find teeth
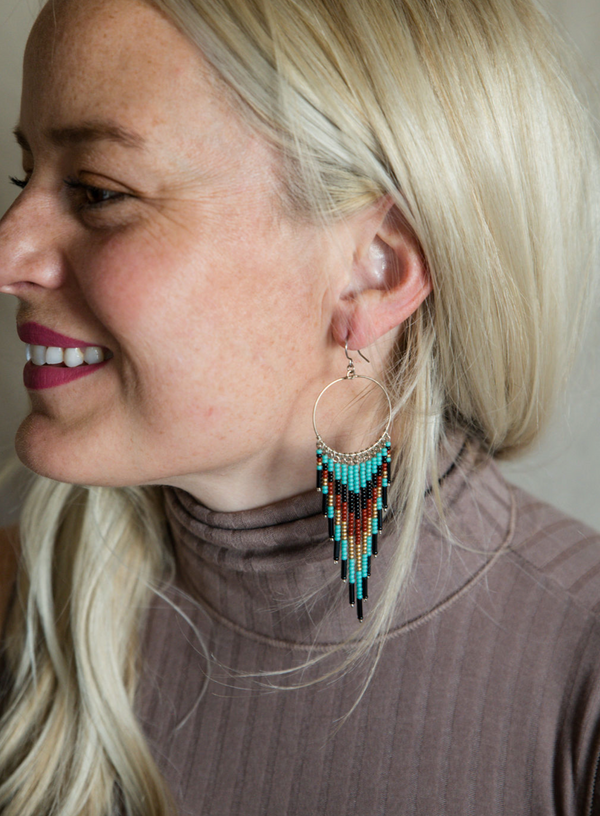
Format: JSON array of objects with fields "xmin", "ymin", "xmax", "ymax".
[
  {"xmin": 64, "ymin": 348, "xmax": 85, "ymax": 368},
  {"xmin": 83, "ymin": 346, "xmax": 104, "ymax": 365},
  {"xmin": 31, "ymin": 345, "xmax": 47, "ymax": 366},
  {"xmin": 27, "ymin": 344, "xmax": 107, "ymax": 367},
  {"xmin": 45, "ymin": 347, "xmax": 64, "ymax": 365}
]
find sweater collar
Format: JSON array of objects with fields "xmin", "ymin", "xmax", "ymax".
[{"xmin": 162, "ymin": 434, "xmax": 514, "ymax": 647}]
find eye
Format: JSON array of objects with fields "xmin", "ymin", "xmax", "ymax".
[
  {"xmin": 64, "ymin": 177, "xmax": 127, "ymax": 209},
  {"xmin": 9, "ymin": 176, "xmax": 28, "ymax": 189}
]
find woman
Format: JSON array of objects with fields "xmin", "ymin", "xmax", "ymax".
[{"xmin": 0, "ymin": 0, "xmax": 599, "ymax": 813}]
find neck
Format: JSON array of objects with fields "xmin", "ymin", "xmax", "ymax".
[{"xmin": 161, "ymin": 438, "xmax": 318, "ymax": 512}]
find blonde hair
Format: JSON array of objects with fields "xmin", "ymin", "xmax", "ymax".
[{"xmin": 1, "ymin": 0, "xmax": 598, "ymax": 813}]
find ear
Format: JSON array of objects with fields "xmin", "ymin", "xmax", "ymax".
[{"xmin": 330, "ymin": 199, "xmax": 431, "ymax": 350}]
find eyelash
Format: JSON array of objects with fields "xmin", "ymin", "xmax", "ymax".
[
  {"xmin": 9, "ymin": 175, "xmax": 126, "ymax": 210},
  {"xmin": 64, "ymin": 177, "xmax": 126, "ymax": 209}
]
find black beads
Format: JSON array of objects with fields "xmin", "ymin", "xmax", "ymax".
[{"xmin": 316, "ymin": 437, "xmax": 391, "ymax": 622}]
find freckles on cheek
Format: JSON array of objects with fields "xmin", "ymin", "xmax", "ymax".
[{"xmin": 83, "ymin": 240, "xmax": 185, "ymax": 336}]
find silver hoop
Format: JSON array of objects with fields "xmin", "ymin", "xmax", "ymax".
[
  {"xmin": 312, "ymin": 373, "xmax": 393, "ymax": 464},
  {"xmin": 313, "ymin": 348, "xmax": 393, "ymax": 621}
]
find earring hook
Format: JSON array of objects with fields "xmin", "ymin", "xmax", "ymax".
[
  {"xmin": 344, "ymin": 341, "xmax": 370, "ymax": 379},
  {"xmin": 344, "ymin": 341, "xmax": 370, "ymax": 364}
]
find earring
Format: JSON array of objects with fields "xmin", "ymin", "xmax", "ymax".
[{"xmin": 313, "ymin": 344, "xmax": 392, "ymax": 622}]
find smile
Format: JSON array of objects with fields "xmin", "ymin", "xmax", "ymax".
[{"xmin": 26, "ymin": 344, "xmax": 113, "ymax": 368}]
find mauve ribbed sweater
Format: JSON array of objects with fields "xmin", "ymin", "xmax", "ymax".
[{"xmin": 136, "ymin": 438, "xmax": 600, "ymax": 815}]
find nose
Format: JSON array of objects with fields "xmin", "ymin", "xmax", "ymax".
[{"xmin": 0, "ymin": 187, "xmax": 67, "ymax": 296}]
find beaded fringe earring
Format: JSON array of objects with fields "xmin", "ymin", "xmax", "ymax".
[{"xmin": 313, "ymin": 345, "xmax": 392, "ymax": 622}]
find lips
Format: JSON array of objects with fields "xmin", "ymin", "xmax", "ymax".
[
  {"xmin": 23, "ymin": 360, "xmax": 109, "ymax": 390},
  {"xmin": 17, "ymin": 321, "xmax": 110, "ymax": 350},
  {"xmin": 17, "ymin": 321, "xmax": 112, "ymax": 391}
]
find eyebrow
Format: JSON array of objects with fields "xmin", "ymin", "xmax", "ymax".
[{"xmin": 13, "ymin": 121, "xmax": 146, "ymax": 151}]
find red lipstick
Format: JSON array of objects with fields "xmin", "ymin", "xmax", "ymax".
[
  {"xmin": 17, "ymin": 321, "xmax": 112, "ymax": 391},
  {"xmin": 23, "ymin": 360, "xmax": 108, "ymax": 390},
  {"xmin": 17, "ymin": 321, "xmax": 109, "ymax": 349}
]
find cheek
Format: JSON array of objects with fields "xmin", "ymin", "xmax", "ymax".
[
  {"xmin": 78, "ymin": 226, "xmax": 325, "ymax": 372},
  {"xmin": 75, "ymin": 234, "xmax": 188, "ymax": 339},
  {"xmin": 34, "ymin": 222, "xmax": 333, "ymax": 477}
]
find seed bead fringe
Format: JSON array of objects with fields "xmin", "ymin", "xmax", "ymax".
[{"xmin": 316, "ymin": 433, "xmax": 391, "ymax": 621}]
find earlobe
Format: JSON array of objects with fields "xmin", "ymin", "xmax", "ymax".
[{"xmin": 331, "ymin": 205, "xmax": 431, "ymax": 350}]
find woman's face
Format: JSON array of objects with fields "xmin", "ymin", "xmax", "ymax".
[{"xmin": 0, "ymin": 0, "xmax": 349, "ymax": 508}]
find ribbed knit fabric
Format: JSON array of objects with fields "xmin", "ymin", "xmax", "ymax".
[{"xmin": 136, "ymin": 439, "xmax": 600, "ymax": 815}]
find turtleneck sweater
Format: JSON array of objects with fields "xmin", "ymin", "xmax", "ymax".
[{"xmin": 136, "ymin": 438, "xmax": 600, "ymax": 815}]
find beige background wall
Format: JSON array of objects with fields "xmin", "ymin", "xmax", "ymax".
[{"xmin": 0, "ymin": 0, "xmax": 599, "ymax": 527}]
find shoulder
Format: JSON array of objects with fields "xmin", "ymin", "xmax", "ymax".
[
  {"xmin": 0, "ymin": 525, "xmax": 19, "ymax": 633},
  {"xmin": 439, "ymin": 462, "xmax": 600, "ymax": 809},
  {"xmin": 449, "ymin": 441, "xmax": 600, "ymax": 617},
  {"xmin": 440, "ymin": 448, "xmax": 600, "ymax": 680},
  {"xmin": 507, "ymin": 483, "xmax": 600, "ymax": 616},
  {"xmin": 501, "ymin": 487, "xmax": 600, "ymax": 811}
]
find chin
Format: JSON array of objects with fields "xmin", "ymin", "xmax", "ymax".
[{"xmin": 15, "ymin": 413, "xmax": 113, "ymax": 487}]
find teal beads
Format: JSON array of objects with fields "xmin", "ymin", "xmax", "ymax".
[{"xmin": 316, "ymin": 434, "xmax": 391, "ymax": 621}]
